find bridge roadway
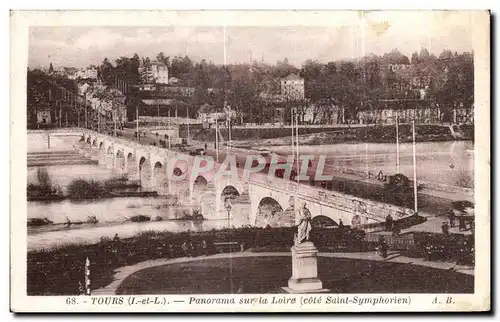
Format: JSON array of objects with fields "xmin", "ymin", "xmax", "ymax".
[{"xmin": 70, "ymin": 128, "xmax": 419, "ymax": 228}]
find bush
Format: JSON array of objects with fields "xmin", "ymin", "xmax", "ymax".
[
  {"xmin": 129, "ymin": 215, "xmax": 151, "ymax": 222},
  {"xmin": 67, "ymin": 179, "xmax": 108, "ymax": 199}
]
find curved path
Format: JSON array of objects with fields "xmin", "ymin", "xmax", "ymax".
[{"xmin": 92, "ymin": 250, "xmax": 474, "ymax": 295}]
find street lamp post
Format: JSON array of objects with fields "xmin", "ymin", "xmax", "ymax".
[{"xmin": 225, "ymin": 201, "xmax": 232, "ymax": 229}]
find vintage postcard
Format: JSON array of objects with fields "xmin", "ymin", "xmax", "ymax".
[{"xmin": 10, "ymin": 10, "xmax": 490, "ymax": 312}]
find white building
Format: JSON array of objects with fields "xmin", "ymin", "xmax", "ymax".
[
  {"xmin": 139, "ymin": 61, "xmax": 169, "ymax": 84},
  {"xmin": 280, "ymin": 73, "xmax": 305, "ymax": 100}
]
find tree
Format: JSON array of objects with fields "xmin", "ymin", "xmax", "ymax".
[
  {"xmin": 48, "ymin": 62, "xmax": 54, "ymax": 74},
  {"xmin": 411, "ymin": 52, "xmax": 420, "ymax": 65},
  {"xmin": 99, "ymin": 58, "xmax": 115, "ymax": 86},
  {"xmin": 156, "ymin": 52, "xmax": 170, "ymax": 69}
]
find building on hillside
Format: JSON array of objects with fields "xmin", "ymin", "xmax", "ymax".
[
  {"xmin": 36, "ymin": 109, "xmax": 52, "ymax": 125},
  {"xmin": 169, "ymin": 77, "xmax": 180, "ymax": 84},
  {"xmin": 280, "ymin": 73, "xmax": 305, "ymax": 100},
  {"xmin": 158, "ymin": 85, "xmax": 195, "ymax": 98},
  {"xmin": 139, "ymin": 61, "xmax": 169, "ymax": 84},
  {"xmin": 78, "ymin": 82, "xmax": 91, "ymax": 96},
  {"xmin": 77, "ymin": 67, "xmax": 98, "ymax": 80},
  {"xmin": 356, "ymin": 102, "xmax": 444, "ymax": 125},
  {"xmin": 388, "ymin": 64, "xmax": 411, "ymax": 72},
  {"xmin": 454, "ymin": 103, "xmax": 474, "ymax": 124},
  {"xmin": 135, "ymin": 98, "xmax": 189, "ymax": 120}
]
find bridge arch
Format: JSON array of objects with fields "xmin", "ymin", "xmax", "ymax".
[
  {"xmin": 192, "ymin": 175, "xmax": 216, "ymax": 218},
  {"xmin": 153, "ymin": 161, "xmax": 167, "ymax": 193},
  {"xmin": 139, "ymin": 156, "xmax": 152, "ymax": 187},
  {"xmin": 221, "ymin": 185, "xmax": 240, "ymax": 203},
  {"xmin": 126, "ymin": 152, "xmax": 136, "ymax": 176},
  {"xmin": 105, "ymin": 145, "xmax": 115, "ymax": 168},
  {"xmin": 255, "ymin": 197, "xmax": 285, "ymax": 228},
  {"xmin": 311, "ymin": 215, "xmax": 338, "ymax": 228},
  {"xmin": 115, "ymin": 149, "xmax": 125, "ymax": 172}
]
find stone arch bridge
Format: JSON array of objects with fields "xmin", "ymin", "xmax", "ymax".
[{"xmin": 79, "ymin": 129, "xmax": 414, "ymax": 227}]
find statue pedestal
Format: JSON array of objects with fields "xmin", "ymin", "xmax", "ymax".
[{"xmin": 282, "ymin": 242, "xmax": 329, "ymax": 293}]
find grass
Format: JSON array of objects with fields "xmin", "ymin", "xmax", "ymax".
[{"xmin": 115, "ymin": 256, "xmax": 474, "ymax": 295}]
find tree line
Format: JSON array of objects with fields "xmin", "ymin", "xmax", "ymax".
[{"xmin": 27, "ymin": 47, "xmax": 474, "ymax": 127}]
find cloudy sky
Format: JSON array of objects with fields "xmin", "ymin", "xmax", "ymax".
[{"xmin": 28, "ymin": 11, "xmax": 476, "ymax": 69}]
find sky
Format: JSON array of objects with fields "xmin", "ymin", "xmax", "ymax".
[{"xmin": 28, "ymin": 11, "xmax": 476, "ymax": 69}]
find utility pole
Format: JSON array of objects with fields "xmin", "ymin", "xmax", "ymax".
[
  {"xmin": 168, "ymin": 109, "xmax": 171, "ymax": 150},
  {"xmin": 215, "ymin": 119, "xmax": 219, "ymax": 163},
  {"xmin": 295, "ymin": 108, "xmax": 299, "ymax": 183},
  {"xmin": 228, "ymin": 104, "xmax": 232, "ymax": 149},
  {"xmin": 85, "ymin": 101, "xmax": 88, "ymax": 128},
  {"xmin": 291, "ymin": 104, "xmax": 294, "ymax": 167},
  {"xmin": 136, "ymin": 105, "xmax": 139, "ymax": 142},
  {"xmin": 97, "ymin": 102, "xmax": 101, "ymax": 133},
  {"xmin": 412, "ymin": 119, "xmax": 418, "ymax": 213},
  {"xmin": 396, "ymin": 109, "xmax": 400, "ymax": 173},
  {"xmin": 187, "ymin": 106, "xmax": 190, "ymax": 145}
]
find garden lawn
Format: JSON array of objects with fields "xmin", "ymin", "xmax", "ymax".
[{"xmin": 116, "ymin": 256, "xmax": 473, "ymax": 295}]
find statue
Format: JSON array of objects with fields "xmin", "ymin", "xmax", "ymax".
[{"xmin": 295, "ymin": 201, "xmax": 312, "ymax": 246}]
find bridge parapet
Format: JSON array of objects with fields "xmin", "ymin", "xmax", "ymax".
[
  {"xmin": 249, "ymin": 174, "xmax": 415, "ymax": 224},
  {"xmin": 82, "ymin": 129, "xmax": 178, "ymax": 159}
]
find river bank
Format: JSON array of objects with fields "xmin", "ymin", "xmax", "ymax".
[
  {"xmin": 233, "ymin": 124, "xmax": 473, "ymax": 147},
  {"xmin": 190, "ymin": 124, "xmax": 473, "ymax": 146}
]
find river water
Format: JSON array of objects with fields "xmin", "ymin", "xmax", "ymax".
[
  {"xmin": 27, "ymin": 133, "xmax": 473, "ymax": 250},
  {"xmin": 269, "ymin": 141, "xmax": 474, "ymax": 188}
]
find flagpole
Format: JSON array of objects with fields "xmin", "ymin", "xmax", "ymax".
[
  {"xmin": 396, "ymin": 109, "xmax": 400, "ymax": 173},
  {"xmin": 412, "ymin": 119, "xmax": 418, "ymax": 213}
]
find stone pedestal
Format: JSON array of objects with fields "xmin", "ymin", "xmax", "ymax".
[{"xmin": 282, "ymin": 242, "xmax": 329, "ymax": 293}]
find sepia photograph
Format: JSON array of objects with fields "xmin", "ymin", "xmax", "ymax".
[{"xmin": 10, "ymin": 9, "xmax": 490, "ymax": 312}]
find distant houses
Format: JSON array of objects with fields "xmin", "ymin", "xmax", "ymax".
[{"xmin": 139, "ymin": 60, "xmax": 169, "ymax": 84}]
